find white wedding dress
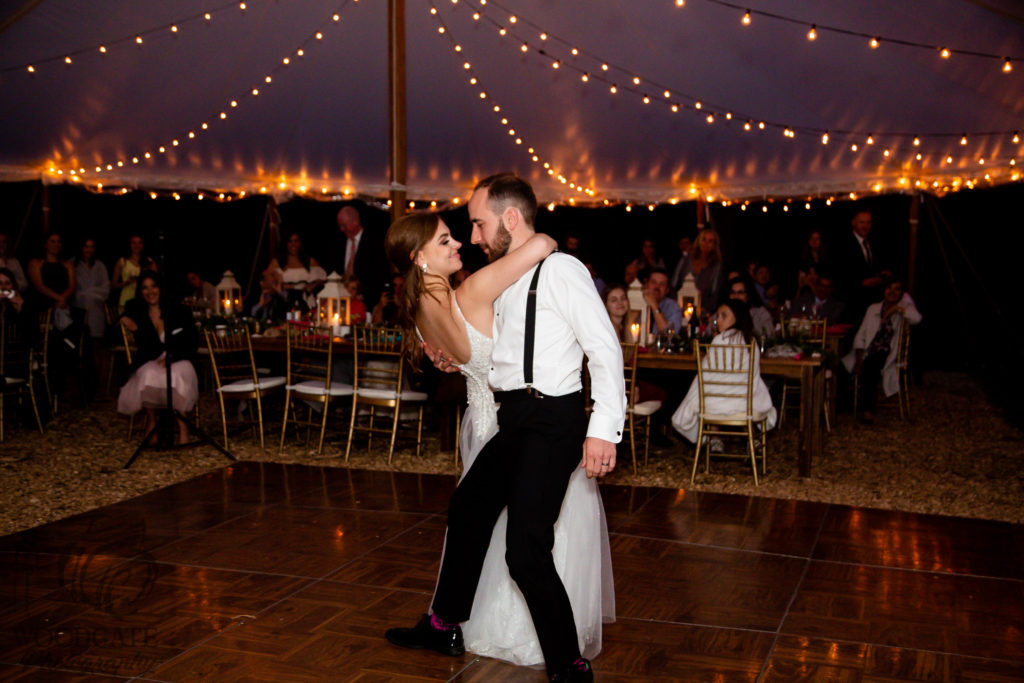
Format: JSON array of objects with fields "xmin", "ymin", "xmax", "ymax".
[{"xmin": 433, "ymin": 300, "xmax": 615, "ymax": 666}]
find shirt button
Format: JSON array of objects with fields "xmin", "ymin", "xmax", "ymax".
[{"xmin": 616, "ymin": 431, "xmax": 621, "ymax": 436}]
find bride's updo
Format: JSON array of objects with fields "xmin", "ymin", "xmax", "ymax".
[{"xmin": 384, "ymin": 212, "xmax": 451, "ymax": 364}]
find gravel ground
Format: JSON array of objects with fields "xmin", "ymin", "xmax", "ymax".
[{"xmin": 1, "ymin": 371, "xmax": 1021, "ymax": 536}]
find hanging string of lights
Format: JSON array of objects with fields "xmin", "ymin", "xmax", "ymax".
[
  {"xmin": 425, "ymin": 0, "xmax": 595, "ymax": 200},
  {"xmin": 457, "ymin": 0, "xmax": 1021, "ymax": 157},
  {"xmin": 43, "ymin": 2, "xmax": 357, "ymax": 186},
  {"xmin": 6, "ymin": 0, "xmax": 260, "ymax": 75},
  {"xmin": 691, "ymin": 0, "xmax": 1022, "ymax": 72}
]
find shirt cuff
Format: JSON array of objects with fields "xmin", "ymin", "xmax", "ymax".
[{"xmin": 587, "ymin": 413, "xmax": 624, "ymax": 444}]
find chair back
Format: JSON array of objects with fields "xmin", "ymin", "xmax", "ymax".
[
  {"xmin": 352, "ymin": 324, "xmax": 405, "ymax": 396},
  {"xmin": 695, "ymin": 340, "xmax": 756, "ymax": 418},
  {"xmin": 204, "ymin": 325, "xmax": 258, "ymax": 389},
  {"xmin": 120, "ymin": 323, "xmax": 135, "ymax": 365},
  {"xmin": 284, "ymin": 322, "xmax": 334, "ymax": 387},
  {"xmin": 1, "ymin": 312, "xmax": 33, "ymax": 381},
  {"xmin": 620, "ymin": 341, "xmax": 639, "ymax": 409},
  {"xmin": 782, "ymin": 317, "xmax": 827, "ymax": 347},
  {"xmin": 896, "ymin": 316, "xmax": 911, "ymax": 368}
]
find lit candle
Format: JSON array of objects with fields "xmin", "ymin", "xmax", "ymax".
[
  {"xmin": 223, "ymin": 298, "xmax": 231, "ymax": 314},
  {"xmin": 629, "ymin": 322, "xmax": 641, "ymax": 343}
]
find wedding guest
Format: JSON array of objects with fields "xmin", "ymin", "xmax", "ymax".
[
  {"xmin": 642, "ymin": 268, "xmax": 682, "ymax": 334},
  {"xmin": 250, "ymin": 268, "xmax": 288, "ymax": 322},
  {"xmin": 0, "ymin": 232, "xmax": 27, "ymax": 291},
  {"xmin": 669, "ymin": 235, "xmax": 693, "ymax": 293},
  {"xmin": 184, "ymin": 270, "xmax": 217, "ymax": 312},
  {"xmin": 117, "ymin": 270, "xmax": 199, "ymax": 444},
  {"xmin": 111, "ymin": 234, "xmax": 155, "ymax": 313},
  {"xmin": 796, "ymin": 229, "xmax": 826, "ymax": 295},
  {"xmin": 671, "ymin": 299, "xmax": 777, "ymax": 442},
  {"xmin": 267, "ymin": 231, "xmax": 326, "ymax": 311},
  {"xmin": 342, "ymin": 275, "xmax": 368, "ymax": 323},
  {"xmin": 603, "ymin": 283, "xmax": 667, "ymax": 407},
  {"xmin": 690, "ymin": 228, "xmax": 725, "ymax": 311},
  {"xmin": 835, "ymin": 207, "xmax": 890, "ymax": 324},
  {"xmin": 630, "ymin": 237, "xmax": 666, "ymax": 281},
  {"xmin": 334, "ymin": 204, "xmax": 388, "ymax": 311},
  {"xmin": 791, "ymin": 273, "xmax": 845, "ymax": 323},
  {"xmin": 842, "ymin": 277, "xmax": 921, "ymax": 424},
  {"xmin": 727, "ymin": 277, "xmax": 774, "ymax": 338},
  {"xmin": 73, "ymin": 238, "xmax": 110, "ymax": 341},
  {"xmin": 371, "ymin": 273, "xmax": 404, "ymax": 326},
  {"xmin": 0, "ymin": 267, "xmax": 30, "ymax": 329}
]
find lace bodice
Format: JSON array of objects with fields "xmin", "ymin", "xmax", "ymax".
[{"xmin": 454, "ymin": 298, "xmax": 497, "ymax": 441}]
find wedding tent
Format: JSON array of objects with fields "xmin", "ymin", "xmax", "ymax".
[{"xmin": 1, "ymin": 0, "xmax": 1022, "ymax": 204}]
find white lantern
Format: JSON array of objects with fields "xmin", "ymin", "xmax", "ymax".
[
  {"xmin": 216, "ymin": 270, "xmax": 242, "ymax": 317},
  {"xmin": 317, "ymin": 271, "xmax": 351, "ymax": 332},
  {"xmin": 627, "ymin": 278, "xmax": 651, "ymax": 345},
  {"xmin": 677, "ymin": 272, "xmax": 701, "ymax": 323}
]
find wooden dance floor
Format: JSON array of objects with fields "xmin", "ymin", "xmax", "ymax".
[{"xmin": 1, "ymin": 462, "xmax": 1022, "ymax": 682}]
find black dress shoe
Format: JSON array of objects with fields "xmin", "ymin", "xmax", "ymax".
[
  {"xmin": 549, "ymin": 657, "xmax": 594, "ymax": 682},
  {"xmin": 385, "ymin": 613, "xmax": 465, "ymax": 656}
]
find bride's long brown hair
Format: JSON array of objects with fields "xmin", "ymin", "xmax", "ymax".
[{"xmin": 384, "ymin": 212, "xmax": 453, "ymax": 366}]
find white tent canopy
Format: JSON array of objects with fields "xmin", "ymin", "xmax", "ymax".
[{"xmin": 1, "ymin": 0, "xmax": 1022, "ymax": 203}]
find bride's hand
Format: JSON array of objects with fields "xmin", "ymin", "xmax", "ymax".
[{"xmin": 422, "ymin": 340, "xmax": 460, "ymax": 373}]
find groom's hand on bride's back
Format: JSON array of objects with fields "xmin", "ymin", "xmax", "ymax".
[
  {"xmin": 582, "ymin": 437, "xmax": 616, "ymax": 478},
  {"xmin": 422, "ymin": 340, "xmax": 460, "ymax": 373}
]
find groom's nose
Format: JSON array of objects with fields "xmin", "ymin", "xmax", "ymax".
[{"xmin": 470, "ymin": 224, "xmax": 482, "ymax": 244}]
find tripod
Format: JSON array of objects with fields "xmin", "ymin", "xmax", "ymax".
[{"xmin": 122, "ymin": 230, "xmax": 235, "ymax": 469}]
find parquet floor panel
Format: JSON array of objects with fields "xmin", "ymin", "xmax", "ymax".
[{"xmin": 1, "ymin": 462, "xmax": 1021, "ymax": 681}]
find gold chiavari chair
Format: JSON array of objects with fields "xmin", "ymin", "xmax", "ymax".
[
  {"xmin": 345, "ymin": 325, "xmax": 428, "ymax": 463},
  {"xmin": 1, "ymin": 311, "xmax": 45, "ymax": 441},
  {"xmin": 279, "ymin": 323, "xmax": 353, "ymax": 455},
  {"xmin": 205, "ymin": 325, "xmax": 285, "ymax": 450},
  {"xmin": 854, "ymin": 318, "xmax": 912, "ymax": 420},
  {"xmin": 692, "ymin": 340, "xmax": 769, "ymax": 486},
  {"xmin": 621, "ymin": 341, "xmax": 661, "ymax": 474}
]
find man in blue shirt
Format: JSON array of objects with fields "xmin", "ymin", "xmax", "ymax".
[{"xmin": 642, "ymin": 268, "xmax": 682, "ymax": 334}]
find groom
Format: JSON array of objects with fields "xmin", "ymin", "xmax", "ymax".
[{"xmin": 385, "ymin": 174, "xmax": 626, "ymax": 682}]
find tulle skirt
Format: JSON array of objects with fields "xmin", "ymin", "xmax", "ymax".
[
  {"xmin": 117, "ymin": 358, "xmax": 199, "ymax": 414},
  {"xmin": 436, "ymin": 403, "xmax": 616, "ymax": 667}
]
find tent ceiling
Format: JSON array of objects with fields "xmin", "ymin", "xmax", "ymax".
[{"xmin": 1, "ymin": 0, "xmax": 1022, "ymax": 203}]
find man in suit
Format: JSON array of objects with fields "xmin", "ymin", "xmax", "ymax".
[
  {"xmin": 336, "ymin": 204, "xmax": 388, "ymax": 311},
  {"xmin": 834, "ymin": 208, "xmax": 889, "ymax": 324},
  {"xmin": 791, "ymin": 273, "xmax": 846, "ymax": 324}
]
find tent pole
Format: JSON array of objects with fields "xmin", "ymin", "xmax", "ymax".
[
  {"xmin": 696, "ymin": 195, "xmax": 705, "ymax": 231},
  {"xmin": 388, "ymin": 0, "xmax": 407, "ymax": 223},
  {"xmin": 907, "ymin": 192, "xmax": 919, "ymax": 296},
  {"xmin": 0, "ymin": 0, "xmax": 45, "ymax": 37}
]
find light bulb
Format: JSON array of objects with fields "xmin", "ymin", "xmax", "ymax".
[
  {"xmin": 940, "ymin": 47, "xmax": 950, "ymax": 59},
  {"xmin": 870, "ymin": 37, "xmax": 879, "ymax": 49},
  {"xmin": 742, "ymin": 11, "xmax": 751, "ymax": 25},
  {"xmin": 807, "ymin": 25, "xmax": 817, "ymax": 41}
]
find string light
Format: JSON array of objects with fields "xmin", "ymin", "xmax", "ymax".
[
  {"xmin": 741, "ymin": 10, "xmax": 751, "ymax": 25},
  {"xmin": 807, "ymin": 25, "xmax": 817, "ymax": 41}
]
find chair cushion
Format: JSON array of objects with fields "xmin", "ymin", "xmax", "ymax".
[
  {"xmin": 2, "ymin": 377, "xmax": 26, "ymax": 386},
  {"xmin": 630, "ymin": 400, "xmax": 662, "ymax": 417},
  {"xmin": 286, "ymin": 380, "xmax": 354, "ymax": 397},
  {"xmin": 218, "ymin": 376, "xmax": 287, "ymax": 393},
  {"xmin": 357, "ymin": 387, "xmax": 428, "ymax": 401}
]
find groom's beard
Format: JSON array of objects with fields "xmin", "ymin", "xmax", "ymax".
[{"xmin": 486, "ymin": 218, "xmax": 512, "ymax": 262}]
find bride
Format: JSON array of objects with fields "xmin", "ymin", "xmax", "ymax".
[{"xmin": 384, "ymin": 212, "xmax": 615, "ymax": 666}]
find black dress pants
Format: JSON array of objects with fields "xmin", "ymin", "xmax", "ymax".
[{"xmin": 431, "ymin": 390, "xmax": 588, "ymax": 672}]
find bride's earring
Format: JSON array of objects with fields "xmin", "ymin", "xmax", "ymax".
[{"xmin": 419, "ymin": 262, "xmax": 428, "ymax": 273}]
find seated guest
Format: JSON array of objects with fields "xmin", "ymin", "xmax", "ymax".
[
  {"xmin": 0, "ymin": 232, "xmax": 27, "ymax": 291},
  {"xmin": 583, "ymin": 257, "xmax": 606, "ymax": 295},
  {"xmin": 671, "ymin": 299, "xmax": 778, "ymax": 442},
  {"xmin": 0, "ymin": 267, "xmax": 30, "ymax": 326},
  {"xmin": 691, "ymin": 228, "xmax": 725, "ymax": 311},
  {"xmin": 562, "ymin": 232, "xmax": 582, "ymax": 259},
  {"xmin": 342, "ymin": 275, "xmax": 368, "ymax": 323},
  {"xmin": 184, "ymin": 270, "xmax": 218, "ymax": 311},
  {"xmin": 643, "ymin": 268, "xmax": 682, "ymax": 334},
  {"xmin": 371, "ymin": 273, "xmax": 404, "ymax": 326},
  {"xmin": 842, "ymin": 277, "xmax": 921, "ymax": 424},
  {"xmin": 751, "ymin": 263, "xmax": 772, "ymax": 310},
  {"xmin": 73, "ymin": 238, "xmax": 110, "ymax": 341},
  {"xmin": 623, "ymin": 261, "xmax": 640, "ymax": 287},
  {"xmin": 117, "ymin": 270, "xmax": 199, "ymax": 444},
  {"xmin": 791, "ymin": 273, "xmax": 845, "ymax": 323},
  {"xmin": 727, "ymin": 277, "xmax": 774, "ymax": 338},
  {"xmin": 267, "ymin": 231, "xmax": 326, "ymax": 311},
  {"xmin": 250, "ymin": 268, "xmax": 288, "ymax": 322},
  {"xmin": 603, "ymin": 282, "xmax": 667, "ymax": 406}
]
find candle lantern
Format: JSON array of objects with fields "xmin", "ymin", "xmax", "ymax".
[
  {"xmin": 626, "ymin": 278, "xmax": 651, "ymax": 345},
  {"xmin": 677, "ymin": 273, "xmax": 701, "ymax": 323},
  {"xmin": 216, "ymin": 270, "xmax": 242, "ymax": 317},
  {"xmin": 317, "ymin": 271, "xmax": 351, "ymax": 331}
]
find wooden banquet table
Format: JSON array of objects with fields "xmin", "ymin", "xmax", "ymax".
[{"xmin": 637, "ymin": 350, "xmax": 826, "ymax": 477}]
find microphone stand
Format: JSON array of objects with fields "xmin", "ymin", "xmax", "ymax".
[{"xmin": 123, "ymin": 229, "xmax": 234, "ymax": 469}]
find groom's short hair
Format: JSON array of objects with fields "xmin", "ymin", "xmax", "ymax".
[{"xmin": 474, "ymin": 173, "xmax": 538, "ymax": 227}]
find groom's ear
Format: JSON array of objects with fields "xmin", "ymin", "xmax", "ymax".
[{"xmin": 502, "ymin": 206, "xmax": 520, "ymax": 231}]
